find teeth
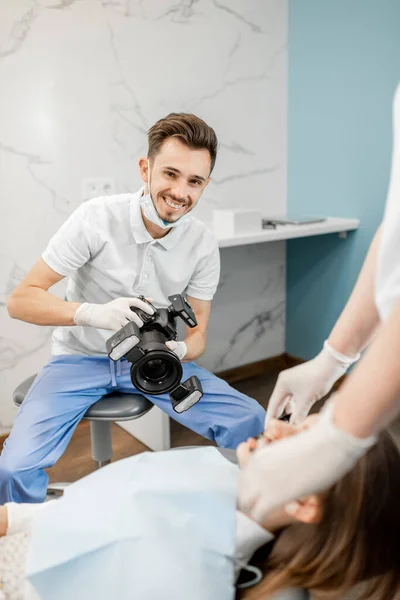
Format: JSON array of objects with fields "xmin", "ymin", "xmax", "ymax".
[{"xmin": 165, "ymin": 197, "xmax": 184, "ymax": 210}]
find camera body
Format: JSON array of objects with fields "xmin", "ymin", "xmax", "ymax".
[{"xmin": 106, "ymin": 294, "xmax": 203, "ymax": 413}]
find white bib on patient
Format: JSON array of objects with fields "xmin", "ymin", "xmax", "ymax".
[{"xmin": 26, "ymin": 448, "xmax": 237, "ymax": 600}]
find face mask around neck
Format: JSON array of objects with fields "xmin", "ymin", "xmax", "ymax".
[{"xmin": 140, "ymin": 161, "xmax": 192, "ymax": 230}]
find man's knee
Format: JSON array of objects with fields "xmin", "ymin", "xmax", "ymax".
[
  {"xmin": 239, "ymin": 399, "xmax": 265, "ymax": 434},
  {"xmin": 217, "ymin": 402, "xmax": 265, "ymax": 449}
]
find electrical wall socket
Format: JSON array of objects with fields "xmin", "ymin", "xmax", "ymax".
[{"xmin": 81, "ymin": 178, "xmax": 116, "ymax": 201}]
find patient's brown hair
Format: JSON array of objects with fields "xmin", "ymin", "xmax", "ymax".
[{"xmin": 240, "ymin": 430, "xmax": 400, "ymax": 600}]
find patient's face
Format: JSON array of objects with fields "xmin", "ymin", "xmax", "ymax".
[
  {"xmin": 236, "ymin": 415, "xmax": 319, "ymax": 469},
  {"xmin": 236, "ymin": 415, "xmax": 323, "ymax": 530}
]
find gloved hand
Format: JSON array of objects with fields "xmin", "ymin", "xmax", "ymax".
[
  {"xmin": 266, "ymin": 340, "xmax": 360, "ymax": 425},
  {"xmin": 74, "ymin": 297, "xmax": 154, "ymax": 331},
  {"xmin": 238, "ymin": 400, "xmax": 376, "ymax": 523},
  {"xmin": 165, "ymin": 340, "xmax": 187, "ymax": 360}
]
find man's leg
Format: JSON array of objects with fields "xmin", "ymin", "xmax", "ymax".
[
  {"xmin": 0, "ymin": 355, "xmax": 113, "ymax": 503},
  {"xmin": 118, "ymin": 360, "xmax": 265, "ymax": 448}
]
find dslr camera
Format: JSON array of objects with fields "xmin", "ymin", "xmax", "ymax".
[{"xmin": 106, "ymin": 294, "xmax": 203, "ymax": 413}]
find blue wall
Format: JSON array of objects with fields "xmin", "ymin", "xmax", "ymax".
[{"xmin": 286, "ymin": 0, "xmax": 400, "ymax": 359}]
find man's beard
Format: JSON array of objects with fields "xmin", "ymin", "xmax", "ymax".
[
  {"xmin": 162, "ymin": 210, "xmax": 187, "ymax": 224},
  {"xmin": 158, "ymin": 194, "xmax": 190, "ymax": 223}
]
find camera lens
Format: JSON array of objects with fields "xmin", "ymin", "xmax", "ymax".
[
  {"xmin": 131, "ymin": 350, "xmax": 183, "ymax": 395},
  {"xmin": 141, "ymin": 358, "xmax": 170, "ymax": 381}
]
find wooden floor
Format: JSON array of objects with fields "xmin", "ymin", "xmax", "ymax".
[{"xmin": 46, "ymin": 370, "xmax": 278, "ymax": 484}]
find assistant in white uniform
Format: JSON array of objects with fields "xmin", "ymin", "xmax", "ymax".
[{"xmin": 239, "ymin": 84, "xmax": 400, "ymax": 522}]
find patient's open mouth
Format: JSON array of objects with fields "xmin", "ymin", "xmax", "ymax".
[{"xmin": 249, "ymin": 433, "xmax": 268, "ymax": 452}]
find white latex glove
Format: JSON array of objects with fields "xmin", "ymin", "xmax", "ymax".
[
  {"xmin": 266, "ymin": 340, "xmax": 360, "ymax": 425},
  {"xmin": 74, "ymin": 297, "xmax": 154, "ymax": 331},
  {"xmin": 238, "ymin": 400, "xmax": 376, "ymax": 523},
  {"xmin": 165, "ymin": 340, "xmax": 187, "ymax": 360}
]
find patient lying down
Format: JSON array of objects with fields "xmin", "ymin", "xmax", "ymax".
[
  {"xmin": 0, "ymin": 417, "xmax": 399, "ymax": 600},
  {"xmin": 235, "ymin": 417, "xmax": 400, "ymax": 600}
]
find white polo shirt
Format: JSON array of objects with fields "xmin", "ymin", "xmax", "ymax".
[{"xmin": 42, "ymin": 188, "xmax": 220, "ymax": 356}]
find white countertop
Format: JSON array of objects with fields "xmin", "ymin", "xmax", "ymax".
[{"xmin": 216, "ymin": 217, "xmax": 360, "ymax": 248}]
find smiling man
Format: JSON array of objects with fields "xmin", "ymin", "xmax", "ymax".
[{"xmin": 4, "ymin": 113, "xmax": 265, "ymax": 504}]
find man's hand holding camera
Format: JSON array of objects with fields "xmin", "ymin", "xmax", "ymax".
[
  {"xmin": 74, "ymin": 294, "xmax": 205, "ymax": 365},
  {"xmin": 74, "ymin": 297, "xmax": 154, "ymax": 331},
  {"xmin": 165, "ymin": 340, "xmax": 187, "ymax": 360},
  {"xmin": 103, "ymin": 294, "xmax": 203, "ymax": 413}
]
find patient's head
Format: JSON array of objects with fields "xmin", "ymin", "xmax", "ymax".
[{"xmin": 237, "ymin": 418, "xmax": 400, "ymax": 600}]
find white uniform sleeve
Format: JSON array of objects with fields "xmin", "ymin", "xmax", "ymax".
[
  {"xmin": 186, "ymin": 243, "xmax": 220, "ymax": 301},
  {"xmin": 376, "ymin": 84, "xmax": 400, "ymax": 320},
  {"xmin": 42, "ymin": 202, "xmax": 96, "ymax": 276},
  {"xmin": 6, "ymin": 502, "xmax": 52, "ymax": 535}
]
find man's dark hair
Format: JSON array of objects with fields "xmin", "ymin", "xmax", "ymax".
[{"xmin": 148, "ymin": 113, "xmax": 218, "ymax": 173}]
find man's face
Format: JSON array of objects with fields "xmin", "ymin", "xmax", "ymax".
[{"xmin": 140, "ymin": 137, "xmax": 211, "ymax": 224}]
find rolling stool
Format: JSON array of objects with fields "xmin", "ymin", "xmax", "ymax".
[{"xmin": 13, "ymin": 374, "xmax": 153, "ymax": 495}]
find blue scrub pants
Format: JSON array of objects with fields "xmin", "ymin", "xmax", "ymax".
[{"xmin": 0, "ymin": 355, "xmax": 265, "ymax": 503}]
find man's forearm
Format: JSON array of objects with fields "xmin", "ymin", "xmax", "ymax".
[
  {"xmin": 334, "ymin": 295, "xmax": 400, "ymax": 438},
  {"xmin": 328, "ymin": 225, "xmax": 382, "ymax": 357},
  {"xmin": 183, "ymin": 330, "xmax": 206, "ymax": 361},
  {"xmin": 7, "ymin": 287, "xmax": 80, "ymax": 327}
]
